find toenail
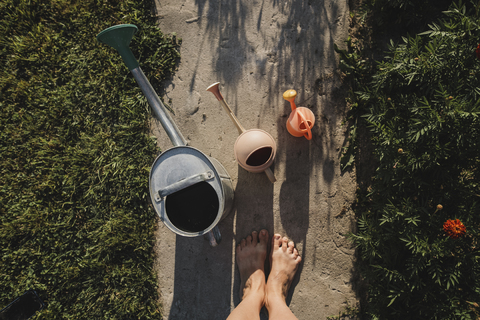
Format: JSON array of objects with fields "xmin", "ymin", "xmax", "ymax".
[
  {"xmin": 261, "ymin": 230, "xmax": 266, "ymax": 235},
  {"xmin": 275, "ymin": 235, "xmax": 281, "ymax": 240}
]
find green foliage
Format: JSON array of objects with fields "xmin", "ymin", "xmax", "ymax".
[
  {"xmin": 361, "ymin": 0, "xmax": 454, "ymax": 34},
  {"xmin": 335, "ymin": 37, "xmax": 371, "ymax": 170},
  {"xmin": 343, "ymin": 1, "xmax": 480, "ymax": 319},
  {"xmin": 0, "ymin": 0, "xmax": 180, "ymax": 318}
]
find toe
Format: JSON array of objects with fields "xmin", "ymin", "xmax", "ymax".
[
  {"xmin": 240, "ymin": 238, "xmax": 247, "ymax": 249},
  {"xmin": 293, "ymin": 248, "xmax": 299, "ymax": 258},
  {"xmin": 282, "ymin": 237, "xmax": 289, "ymax": 251},
  {"xmin": 246, "ymin": 235, "xmax": 253, "ymax": 245},
  {"xmin": 272, "ymin": 234, "xmax": 282, "ymax": 249},
  {"xmin": 251, "ymin": 231, "xmax": 258, "ymax": 246},
  {"xmin": 259, "ymin": 229, "xmax": 269, "ymax": 246},
  {"xmin": 287, "ymin": 241, "xmax": 295, "ymax": 253}
]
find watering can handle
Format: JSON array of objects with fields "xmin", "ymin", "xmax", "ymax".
[
  {"xmin": 297, "ymin": 110, "xmax": 312, "ymax": 140},
  {"xmin": 154, "ymin": 171, "xmax": 215, "ymax": 202}
]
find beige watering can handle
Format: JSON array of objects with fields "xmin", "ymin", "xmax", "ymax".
[{"xmin": 207, "ymin": 82, "xmax": 246, "ymax": 135}]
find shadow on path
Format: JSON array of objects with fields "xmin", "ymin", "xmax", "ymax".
[{"xmin": 168, "ymin": 214, "xmax": 235, "ymax": 320}]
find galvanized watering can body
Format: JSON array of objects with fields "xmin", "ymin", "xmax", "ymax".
[{"xmin": 149, "ymin": 146, "xmax": 234, "ymax": 237}]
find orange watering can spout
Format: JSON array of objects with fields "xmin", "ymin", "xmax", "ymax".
[{"xmin": 283, "ymin": 89, "xmax": 297, "ymax": 111}]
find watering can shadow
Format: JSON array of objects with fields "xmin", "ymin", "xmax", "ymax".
[{"xmin": 97, "ymin": 24, "xmax": 234, "ymax": 247}]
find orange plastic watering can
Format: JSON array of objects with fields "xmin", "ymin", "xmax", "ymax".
[{"xmin": 283, "ymin": 89, "xmax": 315, "ymax": 140}]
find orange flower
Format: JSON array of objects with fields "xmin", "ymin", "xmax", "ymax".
[{"xmin": 443, "ymin": 219, "xmax": 466, "ymax": 239}]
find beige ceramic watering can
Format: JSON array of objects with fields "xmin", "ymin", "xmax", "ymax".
[
  {"xmin": 283, "ymin": 89, "xmax": 315, "ymax": 140},
  {"xmin": 207, "ymin": 82, "xmax": 277, "ymax": 183}
]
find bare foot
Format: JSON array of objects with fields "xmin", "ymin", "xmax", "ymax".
[
  {"xmin": 236, "ymin": 230, "xmax": 269, "ymax": 302},
  {"xmin": 265, "ymin": 234, "xmax": 302, "ymax": 308}
]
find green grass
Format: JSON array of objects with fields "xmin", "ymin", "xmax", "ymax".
[{"xmin": 0, "ymin": 0, "xmax": 179, "ymax": 318}]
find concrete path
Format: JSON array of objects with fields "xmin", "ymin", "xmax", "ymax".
[{"xmin": 151, "ymin": 0, "xmax": 358, "ymax": 319}]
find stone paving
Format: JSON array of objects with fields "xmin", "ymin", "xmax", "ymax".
[{"xmin": 151, "ymin": 1, "xmax": 358, "ymax": 319}]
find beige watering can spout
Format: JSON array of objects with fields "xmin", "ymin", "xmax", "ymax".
[
  {"xmin": 207, "ymin": 82, "xmax": 245, "ymax": 135},
  {"xmin": 207, "ymin": 82, "xmax": 277, "ymax": 183},
  {"xmin": 283, "ymin": 89, "xmax": 315, "ymax": 140}
]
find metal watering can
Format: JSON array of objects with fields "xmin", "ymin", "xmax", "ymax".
[{"xmin": 97, "ymin": 24, "xmax": 234, "ymax": 247}]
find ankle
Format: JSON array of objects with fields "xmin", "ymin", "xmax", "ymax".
[
  {"xmin": 242, "ymin": 271, "xmax": 266, "ymax": 298},
  {"xmin": 242, "ymin": 289, "xmax": 266, "ymax": 311},
  {"xmin": 264, "ymin": 292, "xmax": 287, "ymax": 312},
  {"xmin": 243, "ymin": 282, "xmax": 265, "ymax": 299}
]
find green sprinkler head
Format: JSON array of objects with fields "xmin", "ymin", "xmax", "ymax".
[{"xmin": 97, "ymin": 24, "xmax": 140, "ymax": 71}]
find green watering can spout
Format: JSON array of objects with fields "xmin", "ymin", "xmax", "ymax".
[{"xmin": 97, "ymin": 24, "xmax": 139, "ymax": 71}]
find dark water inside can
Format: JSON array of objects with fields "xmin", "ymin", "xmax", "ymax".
[
  {"xmin": 165, "ymin": 181, "xmax": 219, "ymax": 232},
  {"xmin": 246, "ymin": 147, "xmax": 272, "ymax": 166}
]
